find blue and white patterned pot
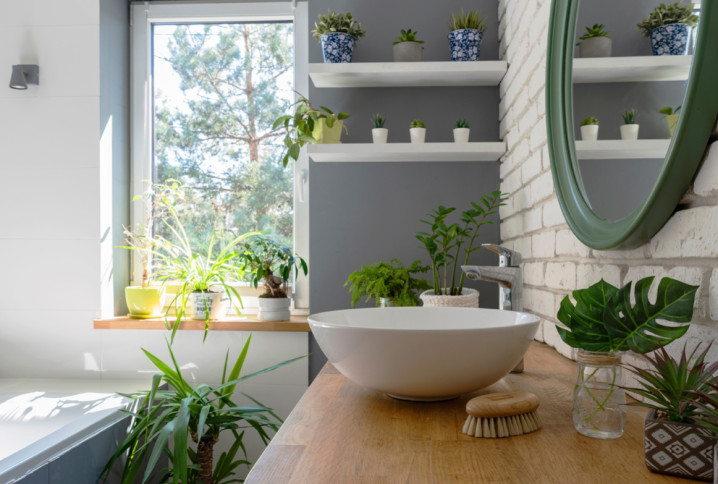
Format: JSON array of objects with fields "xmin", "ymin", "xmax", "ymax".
[
  {"xmin": 320, "ymin": 32, "xmax": 355, "ymax": 63},
  {"xmin": 649, "ymin": 23, "xmax": 691, "ymax": 56},
  {"xmin": 448, "ymin": 29, "xmax": 483, "ymax": 61}
]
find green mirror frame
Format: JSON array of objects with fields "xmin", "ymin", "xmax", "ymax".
[{"xmin": 546, "ymin": 0, "xmax": 718, "ymax": 250}]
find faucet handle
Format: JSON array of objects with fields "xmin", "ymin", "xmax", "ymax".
[{"xmin": 481, "ymin": 244, "xmax": 522, "ymax": 267}]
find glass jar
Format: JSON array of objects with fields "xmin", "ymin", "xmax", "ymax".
[{"xmin": 572, "ymin": 349, "xmax": 626, "ymax": 439}]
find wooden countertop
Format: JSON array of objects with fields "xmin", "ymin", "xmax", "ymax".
[
  {"xmin": 247, "ymin": 342, "xmax": 684, "ymax": 483},
  {"xmin": 93, "ymin": 315, "xmax": 310, "ymax": 332}
]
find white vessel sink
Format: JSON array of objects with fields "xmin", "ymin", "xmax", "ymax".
[{"xmin": 308, "ymin": 307, "xmax": 539, "ymax": 401}]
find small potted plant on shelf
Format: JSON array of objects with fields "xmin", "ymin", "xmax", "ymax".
[
  {"xmin": 312, "ymin": 9, "xmax": 366, "ymax": 63},
  {"xmin": 556, "ymin": 276, "xmax": 699, "ymax": 439},
  {"xmin": 273, "ymin": 95, "xmax": 349, "ymax": 167},
  {"xmin": 345, "ymin": 259, "xmax": 430, "ymax": 308},
  {"xmin": 576, "ymin": 23, "xmax": 612, "ymax": 58},
  {"xmin": 371, "ymin": 113, "xmax": 388, "ymax": 144},
  {"xmin": 415, "ymin": 191, "xmax": 507, "ymax": 307},
  {"xmin": 620, "ymin": 108, "xmax": 639, "ymax": 140},
  {"xmin": 448, "ymin": 9, "xmax": 488, "ymax": 61},
  {"xmin": 579, "ymin": 116, "xmax": 599, "ymax": 141},
  {"xmin": 623, "ymin": 342, "xmax": 717, "ymax": 481},
  {"xmin": 453, "ymin": 119, "xmax": 471, "ymax": 143},
  {"xmin": 393, "ymin": 28, "xmax": 424, "ymax": 62},
  {"xmin": 660, "ymin": 105, "xmax": 682, "ymax": 137},
  {"xmin": 637, "ymin": 1, "xmax": 698, "ymax": 56},
  {"xmin": 236, "ymin": 235, "xmax": 308, "ymax": 322},
  {"xmin": 410, "ymin": 119, "xmax": 426, "ymax": 143}
]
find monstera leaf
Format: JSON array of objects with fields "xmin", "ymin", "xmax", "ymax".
[{"xmin": 556, "ymin": 277, "xmax": 698, "ymax": 353}]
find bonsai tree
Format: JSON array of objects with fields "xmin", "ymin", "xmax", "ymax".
[
  {"xmin": 393, "ymin": 28, "xmax": 423, "ymax": 45},
  {"xmin": 345, "ymin": 259, "xmax": 430, "ymax": 307},
  {"xmin": 637, "ymin": 1, "xmax": 698, "ymax": 37},
  {"xmin": 311, "ymin": 9, "xmax": 366, "ymax": 43},
  {"xmin": 576, "ymin": 23, "xmax": 610, "ymax": 45},
  {"xmin": 237, "ymin": 235, "xmax": 308, "ymax": 298},
  {"xmin": 448, "ymin": 9, "xmax": 488, "ymax": 33},
  {"xmin": 580, "ymin": 116, "xmax": 599, "ymax": 126}
]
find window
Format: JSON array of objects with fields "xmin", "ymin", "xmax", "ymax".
[{"xmin": 131, "ymin": 2, "xmax": 309, "ymax": 309}]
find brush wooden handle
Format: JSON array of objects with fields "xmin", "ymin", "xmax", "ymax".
[{"xmin": 466, "ymin": 391, "xmax": 540, "ymax": 418}]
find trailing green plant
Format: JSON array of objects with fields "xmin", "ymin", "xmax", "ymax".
[
  {"xmin": 448, "ymin": 9, "xmax": 488, "ymax": 33},
  {"xmin": 371, "ymin": 113, "xmax": 386, "ymax": 129},
  {"xmin": 556, "ymin": 276, "xmax": 698, "ymax": 353},
  {"xmin": 623, "ymin": 342, "xmax": 718, "ymax": 423},
  {"xmin": 454, "ymin": 119, "xmax": 470, "ymax": 129},
  {"xmin": 100, "ymin": 335, "xmax": 305, "ymax": 484},
  {"xmin": 580, "ymin": 116, "xmax": 599, "ymax": 126},
  {"xmin": 621, "ymin": 109, "xmax": 637, "ymax": 125},
  {"xmin": 393, "ymin": 28, "xmax": 423, "ymax": 44},
  {"xmin": 311, "ymin": 9, "xmax": 366, "ymax": 42},
  {"xmin": 415, "ymin": 191, "xmax": 507, "ymax": 296},
  {"xmin": 272, "ymin": 95, "xmax": 349, "ymax": 167},
  {"xmin": 577, "ymin": 24, "xmax": 610, "ymax": 45},
  {"xmin": 637, "ymin": 1, "xmax": 698, "ymax": 37},
  {"xmin": 236, "ymin": 235, "xmax": 308, "ymax": 298},
  {"xmin": 345, "ymin": 259, "xmax": 430, "ymax": 307},
  {"xmin": 659, "ymin": 105, "xmax": 682, "ymax": 116},
  {"xmin": 410, "ymin": 119, "xmax": 426, "ymax": 129}
]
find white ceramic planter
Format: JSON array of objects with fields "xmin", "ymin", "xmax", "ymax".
[
  {"xmin": 190, "ymin": 291, "xmax": 228, "ymax": 321},
  {"xmin": 258, "ymin": 297, "xmax": 291, "ymax": 321},
  {"xmin": 453, "ymin": 128, "xmax": 470, "ymax": 143},
  {"xmin": 580, "ymin": 124, "xmax": 599, "ymax": 141},
  {"xmin": 620, "ymin": 124, "xmax": 639, "ymax": 140},
  {"xmin": 420, "ymin": 288, "xmax": 479, "ymax": 308},
  {"xmin": 409, "ymin": 127, "xmax": 426, "ymax": 143},
  {"xmin": 372, "ymin": 128, "xmax": 388, "ymax": 144},
  {"xmin": 393, "ymin": 42, "xmax": 423, "ymax": 62}
]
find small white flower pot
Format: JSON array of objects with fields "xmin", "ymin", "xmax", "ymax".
[
  {"xmin": 191, "ymin": 291, "xmax": 228, "ymax": 321},
  {"xmin": 453, "ymin": 128, "xmax": 470, "ymax": 143},
  {"xmin": 372, "ymin": 128, "xmax": 388, "ymax": 144},
  {"xmin": 580, "ymin": 124, "xmax": 599, "ymax": 141},
  {"xmin": 620, "ymin": 124, "xmax": 639, "ymax": 140},
  {"xmin": 258, "ymin": 297, "xmax": 291, "ymax": 321},
  {"xmin": 409, "ymin": 127, "xmax": 426, "ymax": 143}
]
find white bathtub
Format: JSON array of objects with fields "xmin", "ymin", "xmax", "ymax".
[{"xmin": 0, "ymin": 379, "xmax": 146, "ymax": 483}]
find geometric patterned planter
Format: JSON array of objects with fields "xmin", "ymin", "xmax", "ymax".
[{"xmin": 644, "ymin": 409, "xmax": 714, "ymax": 481}]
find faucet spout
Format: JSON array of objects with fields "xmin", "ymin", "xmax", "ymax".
[{"xmin": 461, "ymin": 265, "xmax": 522, "ymax": 312}]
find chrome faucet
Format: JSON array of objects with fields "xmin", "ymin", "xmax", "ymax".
[{"xmin": 462, "ymin": 244, "xmax": 525, "ymax": 372}]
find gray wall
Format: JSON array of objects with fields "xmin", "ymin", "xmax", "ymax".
[{"xmin": 308, "ymin": 0, "xmax": 502, "ymax": 380}]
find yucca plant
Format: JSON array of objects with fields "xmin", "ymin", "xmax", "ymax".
[
  {"xmin": 393, "ymin": 28, "xmax": 423, "ymax": 44},
  {"xmin": 448, "ymin": 9, "xmax": 488, "ymax": 33},
  {"xmin": 637, "ymin": 1, "xmax": 698, "ymax": 37},
  {"xmin": 311, "ymin": 9, "xmax": 366, "ymax": 42},
  {"xmin": 371, "ymin": 113, "xmax": 386, "ymax": 129},
  {"xmin": 621, "ymin": 109, "xmax": 637, "ymax": 125},
  {"xmin": 410, "ymin": 119, "xmax": 426, "ymax": 129},
  {"xmin": 455, "ymin": 119, "xmax": 470, "ymax": 129}
]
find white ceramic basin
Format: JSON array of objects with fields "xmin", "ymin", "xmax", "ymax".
[{"xmin": 309, "ymin": 307, "xmax": 539, "ymax": 401}]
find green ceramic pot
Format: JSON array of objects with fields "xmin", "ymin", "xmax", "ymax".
[
  {"xmin": 125, "ymin": 286, "xmax": 165, "ymax": 318},
  {"xmin": 311, "ymin": 119, "xmax": 344, "ymax": 143}
]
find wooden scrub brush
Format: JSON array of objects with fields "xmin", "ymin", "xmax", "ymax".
[{"xmin": 462, "ymin": 391, "xmax": 542, "ymax": 438}]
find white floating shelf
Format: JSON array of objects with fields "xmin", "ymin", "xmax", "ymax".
[
  {"xmin": 576, "ymin": 139, "xmax": 670, "ymax": 160},
  {"xmin": 309, "ymin": 61, "xmax": 508, "ymax": 88},
  {"xmin": 573, "ymin": 55, "xmax": 692, "ymax": 84},
  {"xmin": 307, "ymin": 142, "xmax": 506, "ymax": 163}
]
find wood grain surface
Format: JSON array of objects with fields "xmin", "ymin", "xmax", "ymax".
[
  {"xmin": 93, "ymin": 315, "xmax": 310, "ymax": 332},
  {"xmin": 247, "ymin": 342, "xmax": 686, "ymax": 483}
]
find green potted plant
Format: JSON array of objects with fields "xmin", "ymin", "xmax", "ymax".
[
  {"xmin": 623, "ymin": 342, "xmax": 717, "ymax": 481},
  {"xmin": 637, "ymin": 1, "xmax": 698, "ymax": 56},
  {"xmin": 620, "ymin": 109, "xmax": 639, "ymax": 140},
  {"xmin": 312, "ymin": 9, "xmax": 366, "ymax": 63},
  {"xmin": 345, "ymin": 259, "xmax": 430, "ymax": 308},
  {"xmin": 579, "ymin": 116, "xmax": 599, "ymax": 141},
  {"xmin": 371, "ymin": 113, "xmax": 388, "ymax": 144},
  {"xmin": 236, "ymin": 235, "xmax": 307, "ymax": 321},
  {"xmin": 393, "ymin": 28, "xmax": 424, "ymax": 62},
  {"xmin": 660, "ymin": 105, "xmax": 682, "ymax": 137},
  {"xmin": 101, "ymin": 335, "xmax": 305, "ymax": 484},
  {"xmin": 415, "ymin": 190, "xmax": 507, "ymax": 307},
  {"xmin": 273, "ymin": 95, "xmax": 349, "ymax": 167},
  {"xmin": 556, "ymin": 276, "xmax": 698, "ymax": 439},
  {"xmin": 409, "ymin": 119, "xmax": 426, "ymax": 144},
  {"xmin": 453, "ymin": 119, "xmax": 470, "ymax": 143},
  {"xmin": 576, "ymin": 23, "xmax": 612, "ymax": 58},
  {"xmin": 448, "ymin": 9, "xmax": 488, "ymax": 61}
]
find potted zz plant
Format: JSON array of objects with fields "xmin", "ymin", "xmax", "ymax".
[
  {"xmin": 453, "ymin": 119, "xmax": 470, "ymax": 143},
  {"xmin": 556, "ymin": 276, "xmax": 698, "ymax": 440},
  {"xmin": 410, "ymin": 119, "xmax": 426, "ymax": 143},
  {"xmin": 371, "ymin": 113, "xmax": 388, "ymax": 144},
  {"xmin": 448, "ymin": 9, "xmax": 488, "ymax": 61},
  {"xmin": 620, "ymin": 108, "xmax": 639, "ymax": 140},
  {"xmin": 415, "ymin": 190, "xmax": 507, "ymax": 307},
  {"xmin": 237, "ymin": 235, "xmax": 308, "ymax": 321},
  {"xmin": 637, "ymin": 1, "xmax": 698, "ymax": 56},
  {"xmin": 576, "ymin": 23, "xmax": 612, "ymax": 58},
  {"xmin": 345, "ymin": 259, "xmax": 430, "ymax": 308},
  {"xmin": 312, "ymin": 9, "xmax": 366, "ymax": 63},
  {"xmin": 579, "ymin": 116, "xmax": 599, "ymax": 141},
  {"xmin": 660, "ymin": 105, "xmax": 681, "ymax": 137},
  {"xmin": 393, "ymin": 28, "xmax": 424, "ymax": 62}
]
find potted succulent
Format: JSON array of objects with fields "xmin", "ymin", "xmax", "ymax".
[
  {"xmin": 371, "ymin": 113, "xmax": 388, "ymax": 144},
  {"xmin": 623, "ymin": 342, "xmax": 717, "ymax": 481},
  {"xmin": 620, "ymin": 109, "xmax": 639, "ymax": 140},
  {"xmin": 415, "ymin": 191, "xmax": 507, "ymax": 307},
  {"xmin": 237, "ymin": 235, "xmax": 307, "ymax": 321},
  {"xmin": 556, "ymin": 276, "xmax": 699, "ymax": 439},
  {"xmin": 312, "ymin": 9, "xmax": 366, "ymax": 63},
  {"xmin": 579, "ymin": 116, "xmax": 599, "ymax": 141},
  {"xmin": 453, "ymin": 119, "xmax": 470, "ymax": 143},
  {"xmin": 637, "ymin": 1, "xmax": 698, "ymax": 56},
  {"xmin": 410, "ymin": 119, "xmax": 426, "ymax": 143},
  {"xmin": 345, "ymin": 259, "xmax": 430, "ymax": 308},
  {"xmin": 660, "ymin": 105, "xmax": 681, "ymax": 137},
  {"xmin": 576, "ymin": 23, "xmax": 612, "ymax": 58},
  {"xmin": 393, "ymin": 28, "xmax": 424, "ymax": 62},
  {"xmin": 273, "ymin": 95, "xmax": 349, "ymax": 167},
  {"xmin": 448, "ymin": 9, "xmax": 488, "ymax": 61}
]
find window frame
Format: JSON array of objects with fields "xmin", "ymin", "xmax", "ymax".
[{"xmin": 130, "ymin": 1, "xmax": 309, "ymax": 310}]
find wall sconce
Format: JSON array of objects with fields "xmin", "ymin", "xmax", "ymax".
[{"xmin": 9, "ymin": 64, "xmax": 39, "ymax": 90}]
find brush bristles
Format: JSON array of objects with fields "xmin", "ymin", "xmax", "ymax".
[{"xmin": 462, "ymin": 410, "xmax": 542, "ymax": 438}]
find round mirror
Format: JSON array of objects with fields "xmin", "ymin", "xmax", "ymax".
[{"xmin": 546, "ymin": 0, "xmax": 718, "ymax": 249}]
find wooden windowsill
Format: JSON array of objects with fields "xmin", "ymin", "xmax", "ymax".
[{"xmin": 93, "ymin": 315, "xmax": 310, "ymax": 333}]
